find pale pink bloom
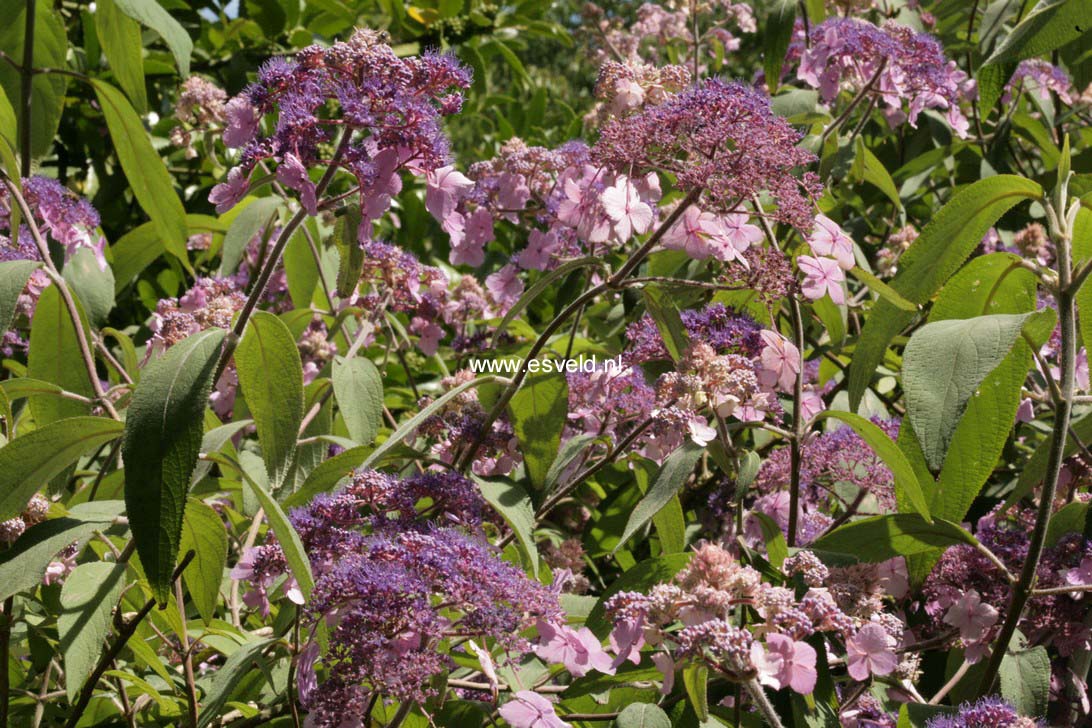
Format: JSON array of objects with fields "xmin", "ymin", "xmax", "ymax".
[
  {"xmin": 359, "ymin": 148, "xmax": 403, "ymax": 236},
  {"xmin": 876, "ymin": 558, "xmax": 909, "ymax": 600},
  {"xmin": 662, "ymin": 206, "xmax": 723, "ymax": 260},
  {"xmin": 209, "ymin": 166, "xmax": 250, "ymax": 214},
  {"xmin": 410, "ymin": 317, "xmax": 443, "ymax": 356},
  {"xmin": 497, "ymin": 172, "xmax": 531, "ymax": 217},
  {"xmin": 465, "ymin": 208, "xmax": 495, "ymax": 248},
  {"xmin": 744, "ymin": 491, "xmax": 791, "ymax": 545},
  {"xmin": 1078, "ymin": 348, "xmax": 1090, "ymax": 391},
  {"xmin": 633, "ymin": 171, "xmax": 662, "ymax": 203},
  {"xmin": 800, "ymin": 388, "xmax": 826, "ymax": 420},
  {"xmin": 713, "ymin": 213, "xmax": 763, "ymax": 261},
  {"xmin": 486, "ymin": 264, "xmax": 524, "ymax": 311},
  {"xmin": 609, "ymin": 618, "xmax": 645, "ymax": 667},
  {"xmin": 499, "ymin": 691, "xmax": 571, "ymax": 728},
  {"xmin": 942, "ymin": 589, "xmax": 998, "ymax": 643},
  {"xmin": 426, "ymin": 165, "xmax": 474, "ymax": 221},
  {"xmin": 759, "ymin": 330, "xmax": 801, "ymax": 393},
  {"xmin": 751, "ymin": 633, "xmax": 817, "ymax": 694},
  {"xmin": 276, "ymin": 153, "xmax": 318, "ymax": 215},
  {"xmin": 283, "ymin": 577, "xmax": 304, "ymax": 605},
  {"xmin": 612, "ymin": 78, "xmax": 645, "ymax": 112},
  {"xmin": 534, "ymin": 620, "xmax": 615, "ymax": 678},
  {"xmin": 651, "ymin": 652, "xmax": 675, "ymax": 695},
  {"xmin": 687, "ymin": 417, "xmax": 718, "ymax": 446},
  {"xmin": 519, "ymin": 229, "xmax": 560, "ymax": 271},
  {"xmin": 222, "ymin": 97, "xmax": 261, "ymax": 148},
  {"xmin": 557, "ymin": 169, "xmax": 611, "ymax": 243},
  {"xmin": 807, "ymin": 214, "xmax": 855, "ymax": 270},
  {"xmin": 1015, "ymin": 397, "xmax": 1035, "ymax": 423},
  {"xmin": 242, "ymin": 587, "xmax": 271, "ymax": 617},
  {"xmin": 601, "ymin": 176, "xmax": 654, "ymax": 242},
  {"xmin": 42, "ymin": 556, "xmax": 77, "ymax": 585},
  {"xmin": 1064, "ymin": 557, "xmax": 1092, "ymax": 599},
  {"xmin": 798, "ymin": 255, "xmax": 846, "ymax": 304},
  {"xmin": 296, "ymin": 641, "xmax": 319, "ymax": 707},
  {"xmin": 845, "ymin": 623, "xmax": 898, "ymax": 681},
  {"xmin": 449, "ymin": 219, "xmax": 485, "ymax": 267},
  {"xmin": 230, "ymin": 547, "xmax": 258, "ymax": 580},
  {"xmin": 466, "ymin": 639, "xmax": 500, "ymax": 701}
]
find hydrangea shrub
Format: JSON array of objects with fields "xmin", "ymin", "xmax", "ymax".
[{"xmin": 0, "ymin": 0, "xmax": 1090, "ymax": 726}]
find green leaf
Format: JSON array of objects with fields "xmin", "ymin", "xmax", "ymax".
[
  {"xmin": 508, "ymin": 370, "xmax": 568, "ymax": 490},
  {"xmin": 813, "ymin": 411, "xmax": 930, "ymax": 519},
  {"xmin": 285, "ymin": 445, "xmax": 370, "ymax": 509},
  {"xmin": 750, "ymin": 512, "xmax": 788, "ymax": 568},
  {"xmin": 811, "ymin": 294, "xmax": 846, "ymax": 347},
  {"xmin": 642, "ymin": 285, "xmax": 691, "ymax": 362},
  {"xmin": 284, "ymin": 224, "xmax": 320, "ymax": 309},
  {"xmin": 1045, "ymin": 501, "xmax": 1090, "ymax": 547},
  {"xmin": 112, "ymin": 0, "xmax": 194, "ymax": 75},
  {"xmin": 238, "ymin": 462, "xmax": 314, "ymax": 601},
  {"xmin": 27, "ymin": 285, "xmax": 93, "ymax": 425},
  {"xmin": 615, "ymin": 702, "xmax": 672, "ymax": 728},
  {"xmin": 332, "ymin": 206, "xmax": 365, "ymax": 298},
  {"xmin": 179, "ymin": 497, "xmax": 228, "ymax": 625},
  {"xmin": 931, "ymin": 343, "xmax": 1033, "ymax": 520},
  {"xmin": 0, "ymin": 83, "xmax": 16, "ymax": 150},
  {"xmin": 111, "ymin": 214, "xmax": 223, "ymax": 290},
  {"xmin": 194, "ymin": 638, "xmax": 277, "ymax": 728},
  {"xmin": 63, "ymin": 248, "xmax": 115, "ymax": 327},
  {"xmin": 218, "ymin": 197, "xmax": 280, "ymax": 276},
  {"xmin": 0, "ymin": 500, "xmax": 123, "ymax": 601},
  {"xmin": 811, "ymin": 514, "xmax": 978, "ymax": 561},
  {"xmin": 95, "ymin": 0, "xmax": 147, "ymax": 112},
  {"xmin": 0, "ymin": 259, "xmax": 39, "ymax": 331},
  {"xmin": 615, "ymin": 443, "xmax": 702, "ymax": 553},
  {"xmin": 59, "ymin": 562, "xmax": 128, "ymax": 702},
  {"xmin": 976, "ymin": 62, "xmax": 1017, "ymax": 119},
  {"xmin": 897, "ymin": 703, "xmax": 954, "ymax": 728},
  {"xmin": 191, "ymin": 420, "xmax": 253, "ymax": 485},
  {"xmin": 1073, "ymin": 207, "xmax": 1092, "ymax": 349},
  {"xmin": 476, "ymin": 478, "xmax": 538, "ymax": 575},
  {"xmin": 849, "ymin": 266, "xmax": 916, "ymax": 313},
  {"xmin": 0, "ymin": 0, "xmax": 68, "ymax": 159},
  {"xmin": 848, "ymin": 175, "xmax": 1042, "ymax": 409},
  {"xmin": 851, "ymin": 137, "xmax": 901, "ymax": 209},
  {"xmin": 331, "ymin": 356, "xmax": 383, "ymax": 446},
  {"xmin": 999, "ymin": 644, "xmax": 1050, "ymax": 717},
  {"xmin": 123, "ymin": 328, "xmax": 226, "ymax": 604},
  {"xmin": 903, "ymin": 313, "xmax": 1036, "ymax": 470},
  {"xmin": 0, "ymin": 416, "xmax": 124, "ymax": 521},
  {"xmin": 361, "ymin": 376, "xmax": 498, "ymax": 470},
  {"xmin": 916, "ymin": 253, "xmax": 1039, "ymax": 525},
  {"xmin": 0, "ymin": 377, "xmax": 67, "ymax": 401},
  {"xmin": 102, "ymin": 670, "xmax": 172, "ymax": 710},
  {"xmin": 682, "ymin": 663, "xmax": 710, "ymax": 721},
  {"xmin": 985, "ymin": 0, "xmax": 1092, "ymax": 67},
  {"xmin": 544, "ymin": 433, "xmax": 598, "ymax": 492},
  {"xmin": 235, "ymin": 312, "xmax": 304, "ymax": 489},
  {"xmin": 485, "ymin": 39, "xmax": 530, "ymax": 86},
  {"xmin": 493, "ymin": 256, "xmax": 599, "ymax": 344},
  {"xmin": 92, "ymin": 80, "xmax": 190, "ymax": 271},
  {"xmin": 763, "ymin": 0, "xmax": 797, "ymax": 94},
  {"xmin": 586, "ymin": 553, "xmax": 692, "ymax": 636},
  {"xmin": 653, "ymin": 495, "xmax": 686, "ymax": 555}
]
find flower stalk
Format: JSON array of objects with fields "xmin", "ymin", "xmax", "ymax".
[{"xmin": 976, "ymin": 180, "xmax": 1080, "ymax": 695}]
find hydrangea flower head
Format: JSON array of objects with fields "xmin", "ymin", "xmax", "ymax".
[{"xmin": 594, "ymin": 78, "xmax": 820, "ymax": 229}]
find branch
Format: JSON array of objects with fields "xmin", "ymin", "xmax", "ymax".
[
  {"xmin": 977, "ymin": 196, "xmax": 1077, "ymax": 695},
  {"xmin": 0, "ymin": 174, "xmax": 121, "ymax": 420},
  {"xmin": 64, "ymin": 551, "xmax": 195, "ymax": 728}
]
